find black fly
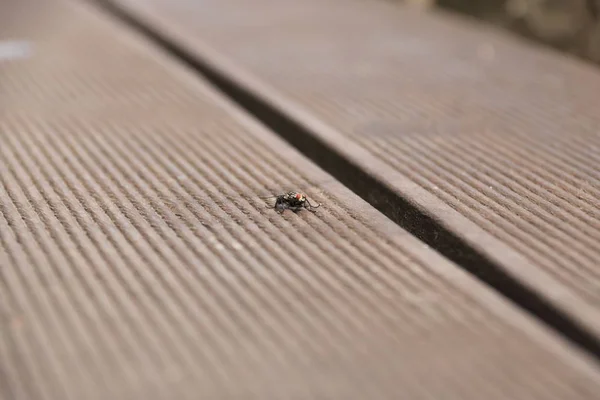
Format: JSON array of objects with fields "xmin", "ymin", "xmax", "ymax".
[{"xmin": 262, "ymin": 191, "xmax": 321, "ymax": 213}]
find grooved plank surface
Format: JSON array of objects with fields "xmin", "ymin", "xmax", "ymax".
[
  {"xmin": 3, "ymin": 0, "xmax": 600, "ymax": 399},
  {"xmin": 112, "ymin": 0, "xmax": 600, "ymax": 337}
]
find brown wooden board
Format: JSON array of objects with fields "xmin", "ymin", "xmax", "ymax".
[{"xmin": 2, "ymin": 0, "xmax": 600, "ymax": 399}]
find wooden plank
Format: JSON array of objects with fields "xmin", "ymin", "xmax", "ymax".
[{"xmin": 1, "ymin": 0, "xmax": 600, "ymax": 399}]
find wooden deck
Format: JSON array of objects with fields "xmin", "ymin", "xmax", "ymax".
[{"xmin": 2, "ymin": 0, "xmax": 600, "ymax": 398}]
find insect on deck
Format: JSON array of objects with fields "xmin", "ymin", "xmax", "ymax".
[{"xmin": 262, "ymin": 191, "xmax": 321, "ymax": 213}]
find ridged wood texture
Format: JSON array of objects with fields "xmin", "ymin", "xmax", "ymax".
[{"xmin": 2, "ymin": 0, "xmax": 600, "ymax": 399}]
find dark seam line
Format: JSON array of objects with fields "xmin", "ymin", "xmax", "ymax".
[{"xmin": 95, "ymin": 0, "xmax": 600, "ymax": 365}]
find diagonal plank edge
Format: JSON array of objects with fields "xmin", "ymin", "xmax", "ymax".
[{"xmin": 106, "ymin": 0, "xmax": 600, "ymax": 343}]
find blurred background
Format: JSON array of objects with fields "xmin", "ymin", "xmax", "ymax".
[{"xmin": 402, "ymin": 0, "xmax": 600, "ymax": 64}]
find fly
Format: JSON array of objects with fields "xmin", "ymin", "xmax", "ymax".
[{"xmin": 262, "ymin": 191, "xmax": 321, "ymax": 213}]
